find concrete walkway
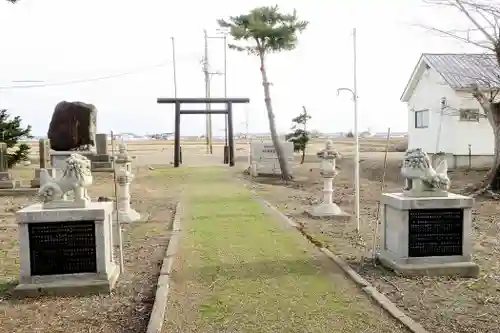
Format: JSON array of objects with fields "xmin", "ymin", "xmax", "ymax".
[{"xmin": 163, "ymin": 167, "xmax": 408, "ymax": 333}]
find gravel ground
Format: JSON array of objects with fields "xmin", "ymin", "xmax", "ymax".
[
  {"xmin": 250, "ymin": 149, "xmax": 499, "ymax": 333},
  {"xmin": 0, "ymin": 171, "xmax": 177, "ymax": 333}
]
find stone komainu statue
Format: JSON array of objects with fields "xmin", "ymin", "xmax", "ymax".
[
  {"xmin": 400, "ymin": 148, "xmax": 450, "ymax": 196},
  {"xmin": 47, "ymin": 101, "xmax": 97, "ymax": 151},
  {"xmin": 38, "ymin": 153, "xmax": 93, "ymax": 204}
]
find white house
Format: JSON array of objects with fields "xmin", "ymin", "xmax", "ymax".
[{"xmin": 401, "ymin": 53, "xmax": 499, "ymax": 168}]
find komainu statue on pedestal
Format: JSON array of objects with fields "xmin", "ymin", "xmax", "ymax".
[
  {"xmin": 38, "ymin": 153, "xmax": 93, "ymax": 208},
  {"xmin": 401, "ymin": 148, "xmax": 450, "ymax": 197}
]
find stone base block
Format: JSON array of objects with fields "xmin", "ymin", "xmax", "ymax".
[
  {"xmin": 305, "ymin": 203, "xmax": 350, "ymax": 221},
  {"xmin": 42, "ymin": 198, "xmax": 90, "ymax": 210},
  {"xmin": 91, "ymin": 154, "xmax": 112, "ymax": 163},
  {"xmin": 92, "ymin": 161, "xmax": 113, "ymax": 171},
  {"xmin": 377, "ymin": 251, "xmax": 479, "ymax": 277},
  {"xmin": 51, "ymin": 151, "xmax": 96, "ymax": 169},
  {"xmin": 0, "ymin": 188, "xmax": 37, "ymax": 196},
  {"xmin": 378, "ymin": 192, "xmax": 478, "ymax": 277},
  {"xmin": 0, "ymin": 180, "xmax": 15, "ymax": 189},
  {"xmin": 115, "ymin": 208, "xmax": 141, "ymax": 223},
  {"xmin": 13, "ymin": 264, "xmax": 120, "ymax": 298}
]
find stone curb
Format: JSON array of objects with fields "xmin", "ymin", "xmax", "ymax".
[
  {"xmin": 254, "ymin": 195, "xmax": 429, "ymax": 333},
  {"xmin": 146, "ymin": 201, "xmax": 183, "ymax": 333}
]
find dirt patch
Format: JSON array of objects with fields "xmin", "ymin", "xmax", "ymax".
[
  {"xmin": 0, "ymin": 169, "xmax": 178, "ymax": 333},
  {"xmin": 248, "ymin": 151, "xmax": 498, "ymax": 333}
]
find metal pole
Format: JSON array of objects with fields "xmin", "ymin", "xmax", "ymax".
[
  {"xmin": 224, "ymin": 35, "xmax": 228, "ymax": 147},
  {"xmin": 171, "ymin": 37, "xmax": 178, "ymax": 97},
  {"xmin": 353, "ymin": 28, "xmax": 360, "ymax": 233},
  {"xmin": 110, "ymin": 131, "xmax": 125, "ymax": 274},
  {"xmin": 246, "ymin": 106, "xmax": 250, "ymax": 166},
  {"xmin": 203, "ymin": 30, "xmax": 213, "ymax": 154}
]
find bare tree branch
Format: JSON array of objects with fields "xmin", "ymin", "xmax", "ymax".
[{"xmin": 415, "ymin": 24, "xmax": 495, "ymax": 50}]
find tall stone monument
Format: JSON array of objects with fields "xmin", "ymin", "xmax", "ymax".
[
  {"xmin": 47, "ymin": 101, "xmax": 97, "ymax": 171},
  {"xmin": 376, "ymin": 148, "xmax": 479, "ymax": 277},
  {"xmin": 14, "ymin": 153, "xmax": 120, "ymax": 297}
]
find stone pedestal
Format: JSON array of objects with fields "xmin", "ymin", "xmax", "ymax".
[
  {"xmin": 376, "ymin": 192, "xmax": 479, "ymax": 277},
  {"xmin": 0, "ymin": 171, "xmax": 15, "ymax": 189},
  {"xmin": 308, "ymin": 177, "xmax": 349, "ymax": 220},
  {"xmin": 14, "ymin": 202, "xmax": 120, "ymax": 297},
  {"xmin": 51, "ymin": 150, "xmax": 96, "ymax": 169},
  {"xmin": 51, "ymin": 151, "xmax": 96, "ymax": 176}
]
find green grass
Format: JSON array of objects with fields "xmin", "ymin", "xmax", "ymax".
[{"xmin": 166, "ymin": 167, "xmax": 404, "ymax": 333}]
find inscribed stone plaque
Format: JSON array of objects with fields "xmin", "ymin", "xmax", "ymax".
[
  {"xmin": 408, "ymin": 208, "xmax": 463, "ymax": 257},
  {"xmin": 28, "ymin": 221, "xmax": 97, "ymax": 275}
]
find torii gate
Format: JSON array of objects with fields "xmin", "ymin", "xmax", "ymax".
[{"xmin": 156, "ymin": 97, "xmax": 250, "ymax": 167}]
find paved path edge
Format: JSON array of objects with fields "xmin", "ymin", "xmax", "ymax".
[
  {"xmin": 146, "ymin": 201, "xmax": 183, "ymax": 333},
  {"xmin": 253, "ymin": 194, "xmax": 429, "ymax": 333}
]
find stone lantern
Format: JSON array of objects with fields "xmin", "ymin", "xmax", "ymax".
[
  {"xmin": 113, "ymin": 142, "xmax": 141, "ymax": 223},
  {"xmin": 307, "ymin": 140, "xmax": 349, "ymax": 219}
]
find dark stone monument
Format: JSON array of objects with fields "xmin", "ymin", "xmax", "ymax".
[{"xmin": 47, "ymin": 101, "xmax": 97, "ymax": 151}]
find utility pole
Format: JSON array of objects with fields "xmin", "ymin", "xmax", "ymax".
[
  {"xmin": 203, "ymin": 30, "xmax": 213, "ymax": 154},
  {"xmin": 171, "ymin": 37, "xmax": 178, "ymax": 97}
]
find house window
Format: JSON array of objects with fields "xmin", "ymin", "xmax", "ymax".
[
  {"xmin": 459, "ymin": 109, "xmax": 480, "ymax": 122},
  {"xmin": 414, "ymin": 110, "xmax": 429, "ymax": 128}
]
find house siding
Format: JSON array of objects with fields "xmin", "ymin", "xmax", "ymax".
[
  {"xmin": 407, "ymin": 66, "xmax": 494, "ymax": 156},
  {"xmin": 447, "ymin": 91, "xmax": 493, "ymax": 155}
]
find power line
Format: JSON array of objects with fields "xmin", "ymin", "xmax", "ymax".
[{"xmin": 0, "ymin": 60, "xmax": 173, "ymax": 90}]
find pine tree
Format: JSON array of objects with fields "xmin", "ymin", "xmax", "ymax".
[
  {"xmin": 218, "ymin": 6, "xmax": 308, "ymax": 180},
  {"xmin": 0, "ymin": 109, "xmax": 32, "ymax": 168},
  {"xmin": 285, "ymin": 106, "xmax": 311, "ymax": 164}
]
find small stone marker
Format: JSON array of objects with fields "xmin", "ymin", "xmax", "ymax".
[
  {"xmin": 250, "ymin": 141, "xmax": 294, "ymax": 176},
  {"xmin": 96, "ymin": 133, "xmax": 108, "ymax": 155},
  {"xmin": 306, "ymin": 140, "xmax": 349, "ymax": 220},
  {"xmin": 0, "ymin": 142, "xmax": 15, "ymax": 189},
  {"xmin": 376, "ymin": 149, "xmax": 479, "ymax": 277},
  {"xmin": 31, "ymin": 139, "xmax": 55, "ymax": 188},
  {"xmin": 92, "ymin": 133, "xmax": 113, "ymax": 170},
  {"xmin": 39, "ymin": 138, "xmax": 51, "ymax": 169},
  {"xmin": 0, "ymin": 142, "xmax": 7, "ymax": 172}
]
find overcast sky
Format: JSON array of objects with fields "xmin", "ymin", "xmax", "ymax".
[{"xmin": 0, "ymin": 0, "xmax": 481, "ymax": 136}]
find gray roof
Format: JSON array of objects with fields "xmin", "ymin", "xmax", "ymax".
[{"xmin": 423, "ymin": 53, "xmax": 500, "ymax": 89}]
